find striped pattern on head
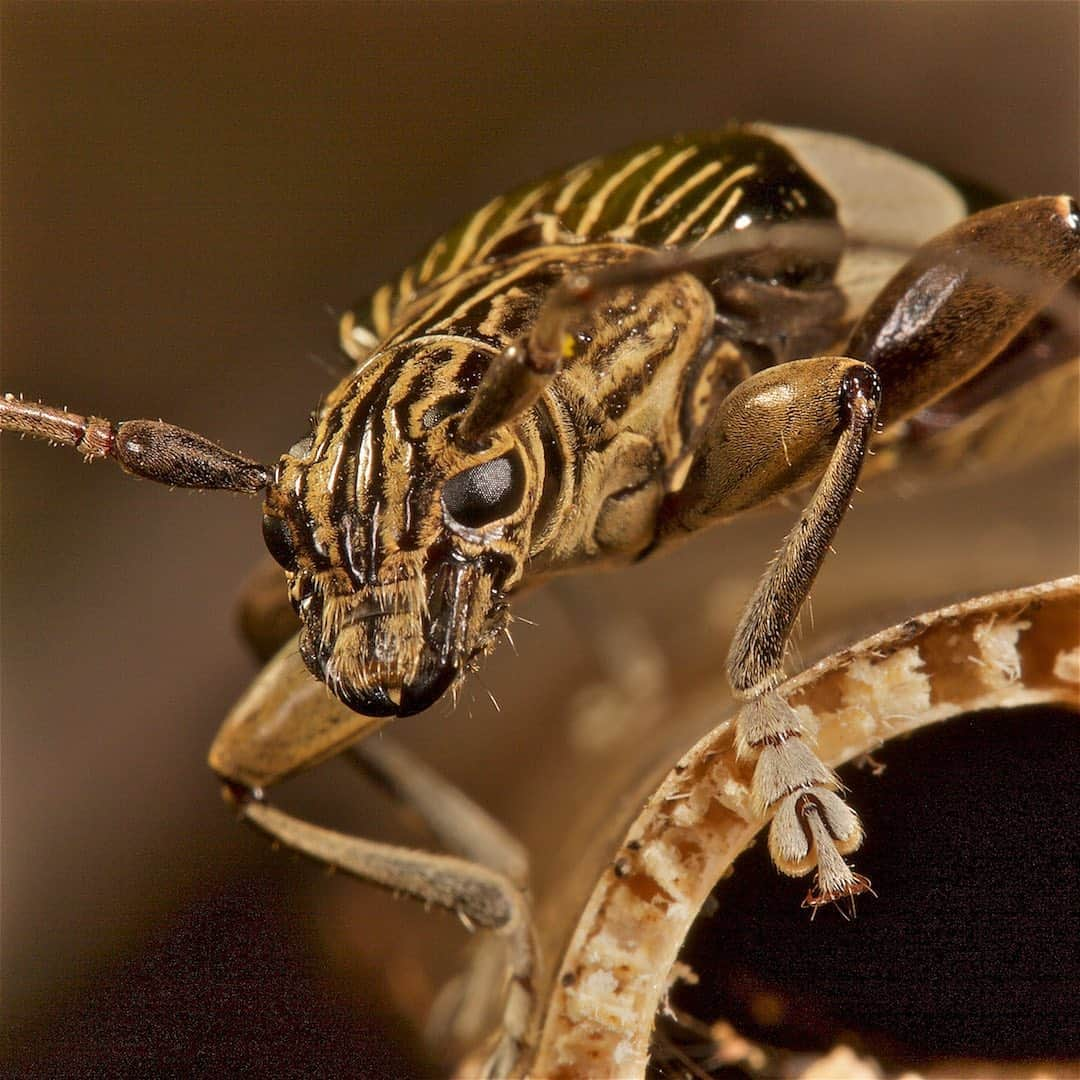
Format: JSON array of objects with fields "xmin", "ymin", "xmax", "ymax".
[{"xmin": 262, "ymin": 333, "xmax": 545, "ymax": 717}]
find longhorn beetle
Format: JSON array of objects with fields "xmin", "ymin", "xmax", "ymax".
[{"xmin": 4, "ymin": 125, "xmax": 1078, "ymax": 1069}]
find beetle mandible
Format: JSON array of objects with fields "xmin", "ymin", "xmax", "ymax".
[{"xmin": 4, "ymin": 124, "xmax": 1078, "ymax": 1048}]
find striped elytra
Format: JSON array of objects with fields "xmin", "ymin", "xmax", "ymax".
[{"xmin": 358, "ymin": 130, "xmax": 841, "ymax": 337}]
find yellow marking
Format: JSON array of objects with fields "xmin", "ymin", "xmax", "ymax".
[
  {"xmin": 371, "ymin": 284, "xmax": 393, "ymax": 336},
  {"xmin": 575, "ymin": 146, "xmax": 666, "ymax": 235},
  {"xmin": 561, "ymin": 332, "xmax": 576, "ymax": 360},
  {"xmin": 374, "ymin": 375, "xmax": 419, "ymax": 548},
  {"xmin": 667, "ymin": 453, "xmax": 693, "ymax": 493},
  {"xmin": 419, "ymin": 237, "xmax": 448, "ymax": 284},
  {"xmin": 500, "ymin": 182, "xmax": 547, "ymax": 229},
  {"xmin": 475, "ymin": 183, "xmax": 548, "ymax": 260},
  {"xmin": 623, "ymin": 146, "xmax": 700, "ymax": 227},
  {"xmin": 697, "ymin": 186, "xmax": 745, "ymax": 242},
  {"xmin": 445, "ymin": 194, "xmax": 507, "ymax": 276},
  {"xmin": 664, "ymin": 164, "xmax": 758, "ymax": 244},
  {"xmin": 632, "ymin": 161, "xmax": 724, "ymax": 230},
  {"xmin": 553, "ymin": 160, "xmax": 600, "ymax": 215},
  {"xmin": 337, "ymin": 312, "xmax": 378, "ymax": 364},
  {"xmin": 406, "ymin": 250, "xmax": 570, "ymax": 341},
  {"xmin": 354, "ymin": 425, "xmax": 373, "ymax": 495},
  {"xmin": 338, "ymin": 311, "xmax": 360, "ymax": 360},
  {"xmin": 398, "ymin": 265, "xmax": 417, "ymax": 305},
  {"xmin": 325, "ymin": 417, "xmax": 351, "ymax": 497}
]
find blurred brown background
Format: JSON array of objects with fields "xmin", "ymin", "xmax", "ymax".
[{"xmin": 2, "ymin": 3, "xmax": 1078, "ymax": 1077}]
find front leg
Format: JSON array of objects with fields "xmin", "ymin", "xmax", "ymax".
[
  {"xmin": 664, "ymin": 356, "xmax": 881, "ymax": 907},
  {"xmin": 209, "ymin": 638, "xmax": 538, "ymax": 1074},
  {"xmin": 725, "ymin": 363, "xmax": 880, "ymax": 908}
]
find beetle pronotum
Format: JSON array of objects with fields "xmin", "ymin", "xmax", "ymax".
[{"xmin": 4, "ymin": 126, "xmax": 1078, "ymax": 1073}]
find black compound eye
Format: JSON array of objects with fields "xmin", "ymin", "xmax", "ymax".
[
  {"xmin": 262, "ymin": 511, "xmax": 298, "ymax": 571},
  {"xmin": 441, "ymin": 451, "xmax": 526, "ymax": 530}
]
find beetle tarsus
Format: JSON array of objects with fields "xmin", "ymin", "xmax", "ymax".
[{"xmin": 802, "ymin": 873, "xmax": 876, "ymax": 920}]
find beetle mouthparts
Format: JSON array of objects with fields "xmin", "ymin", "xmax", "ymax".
[
  {"xmin": 322, "ymin": 643, "xmax": 459, "ymax": 718},
  {"xmin": 398, "ymin": 660, "xmax": 460, "ymax": 716}
]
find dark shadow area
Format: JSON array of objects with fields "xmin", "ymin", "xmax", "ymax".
[{"xmin": 3, "ymin": 876, "xmax": 436, "ymax": 1079}]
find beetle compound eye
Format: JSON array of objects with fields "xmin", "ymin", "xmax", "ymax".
[
  {"xmin": 261, "ymin": 511, "xmax": 298, "ymax": 571},
  {"xmin": 442, "ymin": 451, "xmax": 526, "ymax": 529}
]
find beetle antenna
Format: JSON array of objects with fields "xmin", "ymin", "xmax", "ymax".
[{"xmin": 0, "ymin": 393, "xmax": 269, "ymax": 494}]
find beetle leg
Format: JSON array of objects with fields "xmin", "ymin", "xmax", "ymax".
[
  {"xmin": 236, "ymin": 557, "xmax": 302, "ymax": 662},
  {"xmin": 728, "ymin": 365, "xmax": 880, "ymax": 909},
  {"xmin": 855, "ymin": 202, "xmax": 1079, "ymax": 480},
  {"xmin": 210, "ymin": 636, "xmax": 537, "ymax": 1071},
  {"xmin": 211, "ymin": 639, "xmax": 528, "ymax": 899},
  {"xmin": 347, "ymin": 737, "xmax": 529, "ymax": 889},
  {"xmin": 216, "ymin": 630, "xmax": 529, "ymax": 892},
  {"xmin": 230, "ymin": 789, "xmax": 526, "ymax": 933},
  {"xmin": 0, "ymin": 393, "xmax": 269, "ymax": 493},
  {"xmin": 661, "ymin": 354, "xmax": 880, "ymax": 528},
  {"xmin": 234, "ymin": 792, "xmax": 538, "ymax": 1075},
  {"xmin": 659, "ymin": 200, "xmax": 1078, "ymax": 908},
  {"xmin": 659, "ymin": 356, "xmax": 881, "ymax": 907},
  {"xmin": 848, "ymin": 196, "xmax": 1079, "ymax": 428},
  {"xmin": 233, "ymin": 802, "xmax": 535, "ymax": 1076}
]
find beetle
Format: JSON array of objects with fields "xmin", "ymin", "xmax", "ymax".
[{"xmin": 3, "ymin": 125, "xmax": 1078, "ymax": 1071}]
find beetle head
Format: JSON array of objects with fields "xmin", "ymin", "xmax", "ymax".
[{"xmin": 260, "ymin": 338, "xmax": 544, "ymax": 717}]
